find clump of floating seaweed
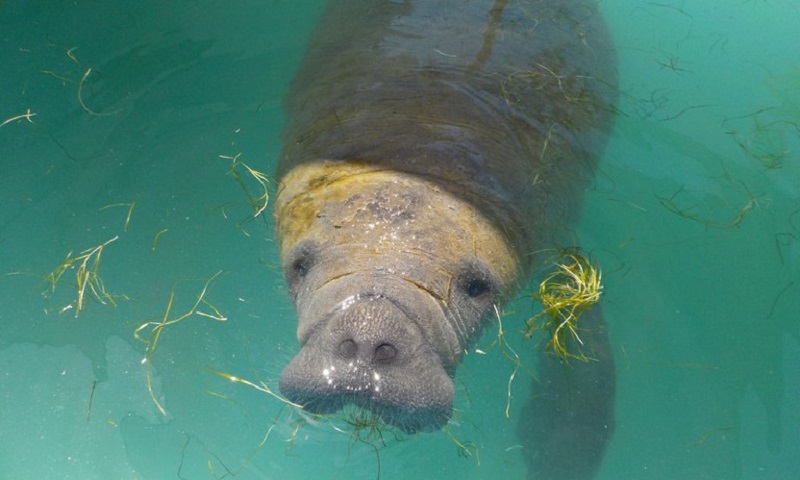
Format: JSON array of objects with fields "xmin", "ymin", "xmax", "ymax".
[
  {"xmin": 45, "ymin": 236, "xmax": 127, "ymax": 316},
  {"xmin": 524, "ymin": 250, "xmax": 603, "ymax": 361},
  {"xmin": 43, "ymin": 199, "xmax": 141, "ymax": 315}
]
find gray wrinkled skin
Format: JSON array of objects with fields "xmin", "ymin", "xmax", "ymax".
[{"xmin": 274, "ymin": 0, "xmax": 616, "ymax": 476}]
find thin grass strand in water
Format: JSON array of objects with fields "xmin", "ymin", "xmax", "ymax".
[{"xmin": 134, "ymin": 271, "xmax": 227, "ymax": 415}]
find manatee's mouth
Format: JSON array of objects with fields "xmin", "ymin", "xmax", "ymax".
[
  {"xmin": 279, "ymin": 375, "xmax": 452, "ymax": 434},
  {"xmin": 279, "ymin": 294, "xmax": 455, "ymax": 433}
]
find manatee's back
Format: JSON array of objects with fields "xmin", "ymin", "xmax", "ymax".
[{"xmin": 280, "ymin": 0, "xmax": 616, "ymax": 268}]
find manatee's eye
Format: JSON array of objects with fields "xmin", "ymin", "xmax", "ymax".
[
  {"xmin": 466, "ymin": 279, "xmax": 489, "ymax": 298},
  {"xmin": 457, "ymin": 261, "xmax": 498, "ymax": 303},
  {"xmin": 450, "ymin": 261, "xmax": 500, "ymax": 334},
  {"xmin": 285, "ymin": 241, "xmax": 318, "ymax": 297},
  {"xmin": 292, "ymin": 257, "xmax": 310, "ymax": 277}
]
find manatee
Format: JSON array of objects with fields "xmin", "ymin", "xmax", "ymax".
[{"xmin": 274, "ymin": 0, "xmax": 616, "ymax": 468}]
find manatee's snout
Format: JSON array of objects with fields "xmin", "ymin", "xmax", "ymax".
[{"xmin": 279, "ymin": 295, "xmax": 454, "ymax": 433}]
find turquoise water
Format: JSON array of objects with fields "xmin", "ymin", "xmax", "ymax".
[{"xmin": 1, "ymin": 1, "xmax": 798, "ymax": 479}]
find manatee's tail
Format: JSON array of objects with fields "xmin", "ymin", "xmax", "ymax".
[{"xmin": 518, "ymin": 304, "xmax": 616, "ymax": 480}]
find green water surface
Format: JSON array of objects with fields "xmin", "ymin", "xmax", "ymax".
[{"xmin": 1, "ymin": 1, "xmax": 798, "ymax": 479}]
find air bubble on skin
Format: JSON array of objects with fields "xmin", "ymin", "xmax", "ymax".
[
  {"xmin": 323, "ymin": 366, "xmax": 336, "ymax": 384},
  {"xmin": 338, "ymin": 295, "xmax": 357, "ymax": 311}
]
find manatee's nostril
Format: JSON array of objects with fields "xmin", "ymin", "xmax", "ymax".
[
  {"xmin": 373, "ymin": 343, "xmax": 397, "ymax": 364},
  {"xmin": 338, "ymin": 339, "xmax": 358, "ymax": 358}
]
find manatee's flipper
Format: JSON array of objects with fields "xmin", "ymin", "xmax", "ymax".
[{"xmin": 518, "ymin": 305, "xmax": 615, "ymax": 480}]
